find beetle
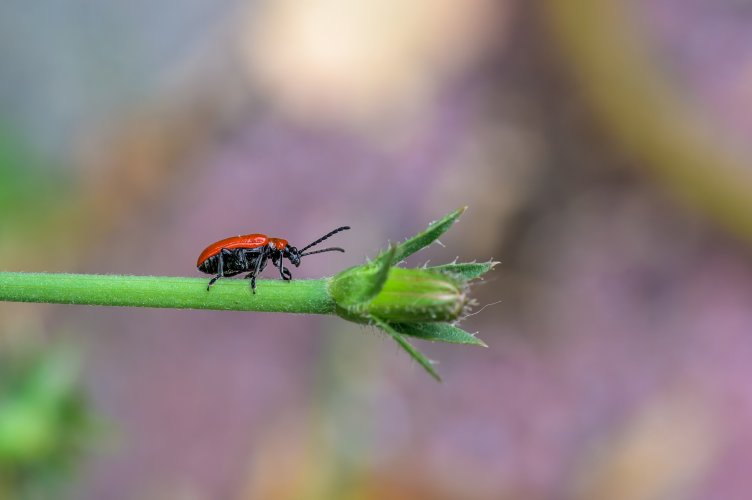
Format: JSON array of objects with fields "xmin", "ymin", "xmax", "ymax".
[{"xmin": 197, "ymin": 226, "xmax": 350, "ymax": 293}]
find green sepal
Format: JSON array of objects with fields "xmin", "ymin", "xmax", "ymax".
[
  {"xmin": 371, "ymin": 316, "xmax": 441, "ymax": 381},
  {"xmin": 426, "ymin": 260, "xmax": 499, "ymax": 282},
  {"xmin": 329, "ymin": 247, "xmax": 396, "ymax": 310},
  {"xmin": 391, "ymin": 322, "xmax": 487, "ymax": 347},
  {"xmin": 374, "ymin": 207, "xmax": 466, "ymax": 266}
]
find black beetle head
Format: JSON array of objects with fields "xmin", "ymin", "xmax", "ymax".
[{"xmin": 285, "ymin": 246, "xmax": 301, "ymax": 267}]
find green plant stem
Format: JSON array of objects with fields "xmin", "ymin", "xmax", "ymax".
[{"xmin": 0, "ymin": 273, "xmax": 335, "ymax": 314}]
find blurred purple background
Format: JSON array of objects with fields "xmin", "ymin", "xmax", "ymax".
[{"xmin": 2, "ymin": 1, "xmax": 752, "ymax": 499}]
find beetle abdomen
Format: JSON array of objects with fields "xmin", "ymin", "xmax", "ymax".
[
  {"xmin": 197, "ymin": 254, "xmax": 219, "ymax": 274},
  {"xmin": 197, "ymin": 248, "xmax": 267, "ymax": 276}
]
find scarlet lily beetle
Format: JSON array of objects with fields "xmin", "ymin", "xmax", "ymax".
[{"xmin": 197, "ymin": 226, "xmax": 350, "ymax": 293}]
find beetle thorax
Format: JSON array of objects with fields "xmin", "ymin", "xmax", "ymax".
[{"xmin": 267, "ymin": 238, "xmax": 288, "ymax": 251}]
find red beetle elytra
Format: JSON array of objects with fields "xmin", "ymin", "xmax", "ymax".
[{"xmin": 197, "ymin": 226, "xmax": 350, "ymax": 293}]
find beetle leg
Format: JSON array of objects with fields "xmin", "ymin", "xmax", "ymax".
[
  {"xmin": 245, "ymin": 253, "xmax": 268, "ymax": 276},
  {"xmin": 207, "ymin": 248, "xmax": 233, "ymax": 290},
  {"xmin": 278, "ymin": 253, "xmax": 292, "ymax": 280},
  {"xmin": 244, "ymin": 261, "xmax": 268, "ymax": 279},
  {"xmin": 207, "ymin": 276, "xmax": 219, "ymax": 290},
  {"xmin": 243, "ymin": 249, "xmax": 266, "ymax": 274},
  {"xmin": 247, "ymin": 254, "xmax": 267, "ymax": 294}
]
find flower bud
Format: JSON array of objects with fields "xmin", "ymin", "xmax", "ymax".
[{"xmin": 330, "ymin": 267, "xmax": 466, "ymax": 323}]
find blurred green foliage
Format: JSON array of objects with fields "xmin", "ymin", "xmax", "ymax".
[
  {"xmin": 0, "ymin": 120, "xmax": 68, "ymax": 237},
  {"xmin": 0, "ymin": 347, "xmax": 95, "ymax": 499}
]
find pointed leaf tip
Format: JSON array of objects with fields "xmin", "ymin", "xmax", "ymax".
[
  {"xmin": 426, "ymin": 260, "xmax": 497, "ymax": 282},
  {"xmin": 372, "ymin": 316, "xmax": 442, "ymax": 381},
  {"xmin": 390, "ymin": 208, "xmax": 466, "ymax": 264},
  {"xmin": 392, "ymin": 322, "xmax": 487, "ymax": 346}
]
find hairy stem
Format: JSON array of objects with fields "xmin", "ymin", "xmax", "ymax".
[{"xmin": 0, "ymin": 273, "xmax": 335, "ymax": 314}]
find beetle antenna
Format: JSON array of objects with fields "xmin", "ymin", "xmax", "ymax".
[
  {"xmin": 300, "ymin": 247, "xmax": 345, "ymax": 257},
  {"xmin": 299, "ymin": 226, "xmax": 350, "ymax": 253}
]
